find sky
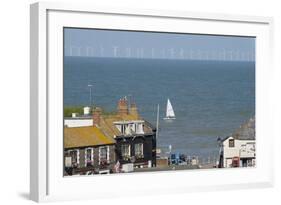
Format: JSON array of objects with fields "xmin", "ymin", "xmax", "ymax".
[{"xmin": 64, "ymin": 28, "xmax": 255, "ymax": 61}]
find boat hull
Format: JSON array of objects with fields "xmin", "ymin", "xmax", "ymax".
[{"xmin": 163, "ymin": 117, "xmax": 176, "ymax": 120}]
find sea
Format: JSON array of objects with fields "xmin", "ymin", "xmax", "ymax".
[{"xmin": 64, "ymin": 57, "xmax": 255, "ymax": 161}]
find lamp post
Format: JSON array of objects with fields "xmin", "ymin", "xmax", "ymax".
[{"xmin": 88, "ymin": 84, "xmax": 93, "ymax": 107}]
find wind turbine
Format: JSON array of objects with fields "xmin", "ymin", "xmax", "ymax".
[
  {"xmin": 241, "ymin": 52, "xmax": 246, "ymax": 61},
  {"xmin": 236, "ymin": 50, "xmax": 240, "ymax": 61},
  {"xmin": 113, "ymin": 46, "xmax": 118, "ymax": 58},
  {"xmin": 197, "ymin": 50, "xmax": 202, "ymax": 60},
  {"xmin": 169, "ymin": 48, "xmax": 174, "ymax": 59},
  {"xmin": 229, "ymin": 50, "xmax": 233, "ymax": 61},
  {"xmin": 251, "ymin": 52, "xmax": 255, "ymax": 62},
  {"xmin": 161, "ymin": 48, "xmax": 166, "ymax": 59},
  {"xmin": 70, "ymin": 46, "xmax": 78, "ymax": 56},
  {"xmin": 99, "ymin": 45, "xmax": 104, "ymax": 57},
  {"xmin": 86, "ymin": 46, "xmax": 94, "ymax": 57},
  {"xmin": 179, "ymin": 48, "xmax": 185, "ymax": 59},
  {"xmin": 151, "ymin": 48, "xmax": 155, "ymax": 59},
  {"xmin": 205, "ymin": 51, "xmax": 209, "ymax": 61},
  {"xmin": 222, "ymin": 49, "xmax": 226, "ymax": 61},
  {"xmin": 139, "ymin": 48, "xmax": 144, "ymax": 58},
  {"xmin": 136, "ymin": 48, "xmax": 140, "ymax": 58},
  {"xmin": 77, "ymin": 46, "xmax": 82, "ymax": 57},
  {"xmin": 247, "ymin": 51, "xmax": 250, "ymax": 61},
  {"xmin": 212, "ymin": 50, "xmax": 216, "ymax": 61},
  {"xmin": 126, "ymin": 47, "xmax": 131, "ymax": 58},
  {"xmin": 189, "ymin": 49, "xmax": 193, "ymax": 60},
  {"xmin": 69, "ymin": 46, "xmax": 73, "ymax": 56}
]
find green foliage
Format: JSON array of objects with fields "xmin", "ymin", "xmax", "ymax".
[
  {"xmin": 63, "ymin": 106, "xmax": 117, "ymax": 117},
  {"xmin": 64, "ymin": 106, "xmax": 85, "ymax": 117}
]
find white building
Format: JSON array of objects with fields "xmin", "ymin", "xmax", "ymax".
[
  {"xmin": 64, "ymin": 107, "xmax": 93, "ymax": 127},
  {"xmin": 219, "ymin": 118, "xmax": 255, "ymax": 168},
  {"xmin": 64, "ymin": 116, "xmax": 93, "ymax": 127}
]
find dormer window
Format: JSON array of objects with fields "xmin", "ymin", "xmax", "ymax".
[
  {"xmin": 125, "ymin": 125, "xmax": 132, "ymax": 135},
  {"xmin": 136, "ymin": 123, "xmax": 144, "ymax": 134},
  {"xmin": 114, "ymin": 120, "xmax": 145, "ymax": 135},
  {"xmin": 229, "ymin": 139, "xmax": 235, "ymax": 147}
]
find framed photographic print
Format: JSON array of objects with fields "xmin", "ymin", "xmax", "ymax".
[{"xmin": 30, "ymin": 2, "xmax": 274, "ymax": 202}]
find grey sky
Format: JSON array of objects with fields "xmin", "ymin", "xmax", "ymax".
[{"xmin": 64, "ymin": 28, "xmax": 255, "ymax": 61}]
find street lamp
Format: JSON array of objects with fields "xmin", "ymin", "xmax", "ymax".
[{"xmin": 88, "ymin": 84, "xmax": 93, "ymax": 107}]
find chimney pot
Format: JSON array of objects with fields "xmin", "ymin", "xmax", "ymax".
[
  {"xmin": 117, "ymin": 97, "xmax": 128, "ymax": 115},
  {"xmin": 93, "ymin": 107, "xmax": 102, "ymax": 126}
]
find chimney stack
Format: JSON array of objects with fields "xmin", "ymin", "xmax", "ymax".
[
  {"xmin": 93, "ymin": 107, "xmax": 102, "ymax": 126},
  {"xmin": 117, "ymin": 97, "xmax": 128, "ymax": 115},
  {"xmin": 129, "ymin": 102, "xmax": 138, "ymax": 118}
]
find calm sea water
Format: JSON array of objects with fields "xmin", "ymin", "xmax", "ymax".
[{"xmin": 64, "ymin": 57, "xmax": 255, "ymax": 159}]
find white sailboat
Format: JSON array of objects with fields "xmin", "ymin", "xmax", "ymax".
[{"xmin": 163, "ymin": 98, "xmax": 176, "ymax": 120}]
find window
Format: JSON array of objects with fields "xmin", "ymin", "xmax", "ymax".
[
  {"xmin": 120, "ymin": 124, "xmax": 130, "ymax": 135},
  {"xmin": 246, "ymin": 143, "xmax": 255, "ymax": 152},
  {"xmin": 121, "ymin": 144, "xmax": 131, "ymax": 160},
  {"xmin": 125, "ymin": 124, "xmax": 132, "ymax": 135},
  {"xmin": 85, "ymin": 148, "xmax": 93, "ymax": 167},
  {"xmin": 121, "ymin": 124, "xmax": 125, "ymax": 134},
  {"xmin": 134, "ymin": 143, "xmax": 144, "ymax": 159},
  {"xmin": 247, "ymin": 159, "xmax": 253, "ymax": 167},
  {"xmin": 229, "ymin": 139, "xmax": 235, "ymax": 147},
  {"xmin": 115, "ymin": 123, "xmax": 135, "ymax": 135},
  {"xmin": 136, "ymin": 123, "xmax": 144, "ymax": 134},
  {"xmin": 99, "ymin": 146, "xmax": 108, "ymax": 165},
  {"xmin": 69, "ymin": 150, "xmax": 79, "ymax": 167}
]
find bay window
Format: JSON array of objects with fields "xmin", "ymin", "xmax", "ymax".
[
  {"xmin": 121, "ymin": 144, "xmax": 131, "ymax": 160},
  {"xmin": 134, "ymin": 143, "xmax": 144, "ymax": 159}
]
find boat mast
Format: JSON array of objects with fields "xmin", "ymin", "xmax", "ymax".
[{"xmin": 156, "ymin": 104, "xmax": 159, "ymax": 138}]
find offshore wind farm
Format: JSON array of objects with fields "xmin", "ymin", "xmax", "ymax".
[
  {"xmin": 64, "ymin": 28, "xmax": 255, "ymax": 62},
  {"xmin": 66, "ymin": 45, "xmax": 255, "ymax": 62}
]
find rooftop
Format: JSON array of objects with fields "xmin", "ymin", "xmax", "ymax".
[
  {"xmin": 64, "ymin": 97, "xmax": 156, "ymax": 149},
  {"xmin": 98, "ymin": 113, "xmax": 155, "ymax": 138},
  {"xmin": 232, "ymin": 117, "xmax": 255, "ymax": 140},
  {"xmin": 64, "ymin": 126, "xmax": 115, "ymax": 149}
]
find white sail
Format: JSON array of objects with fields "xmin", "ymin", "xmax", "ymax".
[{"xmin": 165, "ymin": 98, "xmax": 175, "ymax": 118}]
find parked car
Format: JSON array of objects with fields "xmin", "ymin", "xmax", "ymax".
[{"xmin": 169, "ymin": 153, "xmax": 185, "ymax": 165}]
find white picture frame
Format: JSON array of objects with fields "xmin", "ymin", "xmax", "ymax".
[{"xmin": 30, "ymin": 2, "xmax": 274, "ymax": 202}]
